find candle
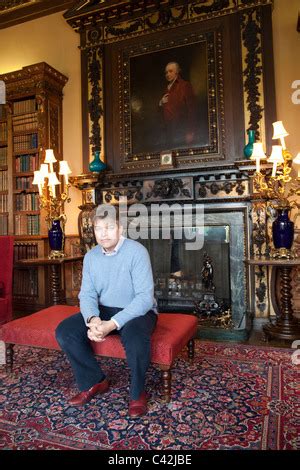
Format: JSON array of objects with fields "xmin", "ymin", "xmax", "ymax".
[
  {"xmin": 279, "ymin": 136, "xmax": 286, "ymax": 150},
  {"xmin": 256, "ymin": 157, "xmax": 261, "ymax": 174},
  {"xmin": 272, "ymin": 162, "xmax": 277, "ymax": 178}
]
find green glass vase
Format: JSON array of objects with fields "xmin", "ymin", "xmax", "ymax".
[
  {"xmin": 89, "ymin": 150, "xmax": 107, "ymax": 173},
  {"xmin": 243, "ymin": 129, "xmax": 255, "ymax": 159}
]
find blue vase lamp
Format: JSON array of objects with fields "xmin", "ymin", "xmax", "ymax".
[
  {"xmin": 272, "ymin": 207, "xmax": 294, "ymax": 258},
  {"xmin": 89, "ymin": 150, "xmax": 107, "ymax": 173},
  {"xmin": 48, "ymin": 219, "xmax": 64, "ymax": 258},
  {"xmin": 243, "ymin": 129, "xmax": 255, "ymax": 159}
]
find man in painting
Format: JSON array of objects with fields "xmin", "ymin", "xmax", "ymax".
[{"xmin": 159, "ymin": 61, "xmax": 197, "ymax": 148}]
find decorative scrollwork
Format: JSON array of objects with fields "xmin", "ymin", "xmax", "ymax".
[
  {"xmin": 87, "ymin": 44, "xmax": 104, "ymax": 154},
  {"xmin": 241, "ymin": 8, "xmax": 264, "ymax": 140},
  {"xmin": 146, "ymin": 178, "xmax": 191, "ymax": 200},
  {"xmin": 191, "ymin": 0, "xmax": 231, "ymax": 15},
  {"xmin": 251, "ymin": 203, "xmax": 268, "ymax": 257},
  {"xmin": 197, "ymin": 181, "xmax": 246, "ymax": 198},
  {"xmin": 145, "ymin": 5, "xmax": 187, "ymax": 29},
  {"xmin": 106, "ymin": 19, "xmax": 142, "ymax": 37}
]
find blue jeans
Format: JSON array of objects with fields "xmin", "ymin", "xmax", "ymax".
[{"xmin": 55, "ymin": 307, "xmax": 157, "ymax": 400}]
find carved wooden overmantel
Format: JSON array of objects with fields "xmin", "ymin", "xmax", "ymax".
[
  {"xmin": 64, "ymin": 0, "xmax": 276, "ymax": 173},
  {"xmin": 65, "ymin": 0, "xmax": 278, "ymax": 322}
]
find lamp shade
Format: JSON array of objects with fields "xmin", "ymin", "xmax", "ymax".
[
  {"xmin": 250, "ymin": 142, "xmax": 266, "ymax": 160},
  {"xmin": 40, "ymin": 163, "xmax": 49, "ymax": 178},
  {"xmin": 47, "ymin": 172, "xmax": 60, "ymax": 186},
  {"xmin": 59, "ymin": 161, "xmax": 72, "ymax": 175},
  {"xmin": 32, "ymin": 170, "xmax": 43, "ymax": 185},
  {"xmin": 268, "ymin": 145, "xmax": 284, "ymax": 164},
  {"xmin": 44, "ymin": 149, "xmax": 57, "ymax": 164},
  {"xmin": 272, "ymin": 121, "xmax": 289, "ymax": 139}
]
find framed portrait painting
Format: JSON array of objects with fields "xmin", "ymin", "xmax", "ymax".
[{"xmin": 105, "ymin": 23, "xmax": 228, "ymax": 171}]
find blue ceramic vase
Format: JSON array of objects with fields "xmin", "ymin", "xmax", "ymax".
[
  {"xmin": 48, "ymin": 219, "xmax": 63, "ymax": 251},
  {"xmin": 272, "ymin": 208, "xmax": 294, "ymax": 250},
  {"xmin": 243, "ymin": 129, "xmax": 255, "ymax": 159},
  {"xmin": 89, "ymin": 150, "xmax": 107, "ymax": 173}
]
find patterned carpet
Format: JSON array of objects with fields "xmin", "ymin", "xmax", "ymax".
[{"xmin": 0, "ymin": 341, "xmax": 299, "ymax": 450}]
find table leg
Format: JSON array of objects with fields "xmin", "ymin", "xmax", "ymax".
[
  {"xmin": 263, "ymin": 266, "xmax": 300, "ymax": 340},
  {"xmin": 49, "ymin": 264, "xmax": 66, "ymax": 305}
]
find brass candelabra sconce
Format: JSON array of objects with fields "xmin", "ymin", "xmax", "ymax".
[
  {"xmin": 33, "ymin": 149, "xmax": 72, "ymax": 259},
  {"xmin": 250, "ymin": 121, "xmax": 300, "ymax": 259}
]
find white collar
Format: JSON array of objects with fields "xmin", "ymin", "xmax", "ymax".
[{"xmin": 100, "ymin": 235, "xmax": 125, "ymax": 256}]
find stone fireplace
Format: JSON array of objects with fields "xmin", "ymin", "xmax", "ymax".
[{"xmin": 72, "ymin": 164, "xmax": 253, "ymax": 341}]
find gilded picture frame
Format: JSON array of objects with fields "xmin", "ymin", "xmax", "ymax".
[{"xmin": 118, "ymin": 28, "xmax": 225, "ymax": 169}]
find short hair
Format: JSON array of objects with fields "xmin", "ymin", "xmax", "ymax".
[
  {"xmin": 92, "ymin": 204, "xmax": 120, "ymax": 226},
  {"xmin": 165, "ymin": 62, "xmax": 181, "ymax": 75}
]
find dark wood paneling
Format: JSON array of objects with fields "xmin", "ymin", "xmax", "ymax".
[
  {"xmin": 261, "ymin": 3, "xmax": 277, "ymax": 155},
  {"xmin": 0, "ymin": 0, "xmax": 75, "ymax": 30}
]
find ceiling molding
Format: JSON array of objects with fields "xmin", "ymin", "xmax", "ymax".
[{"xmin": 0, "ymin": 0, "xmax": 76, "ymax": 29}]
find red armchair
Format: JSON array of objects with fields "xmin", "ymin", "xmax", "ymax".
[{"xmin": 0, "ymin": 236, "xmax": 14, "ymax": 325}]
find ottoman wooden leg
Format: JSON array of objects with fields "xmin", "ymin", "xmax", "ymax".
[
  {"xmin": 187, "ymin": 338, "xmax": 195, "ymax": 360},
  {"xmin": 160, "ymin": 365, "xmax": 172, "ymax": 403},
  {"xmin": 5, "ymin": 343, "xmax": 14, "ymax": 373}
]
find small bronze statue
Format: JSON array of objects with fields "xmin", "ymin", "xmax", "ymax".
[{"xmin": 201, "ymin": 253, "xmax": 215, "ymax": 291}]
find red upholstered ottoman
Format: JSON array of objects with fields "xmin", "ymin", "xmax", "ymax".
[{"xmin": 0, "ymin": 305, "xmax": 198, "ymax": 402}]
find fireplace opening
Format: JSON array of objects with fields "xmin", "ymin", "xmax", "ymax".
[
  {"xmin": 122, "ymin": 203, "xmax": 249, "ymax": 339},
  {"xmin": 140, "ymin": 225, "xmax": 231, "ymax": 315}
]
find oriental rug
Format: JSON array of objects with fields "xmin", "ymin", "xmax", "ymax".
[{"xmin": 0, "ymin": 341, "xmax": 299, "ymax": 450}]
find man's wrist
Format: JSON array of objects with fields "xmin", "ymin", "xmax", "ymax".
[
  {"xmin": 87, "ymin": 316, "xmax": 97, "ymax": 324},
  {"xmin": 111, "ymin": 318, "xmax": 120, "ymax": 330}
]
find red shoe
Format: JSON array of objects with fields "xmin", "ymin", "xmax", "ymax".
[
  {"xmin": 69, "ymin": 378, "xmax": 110, "ymax": 406},
  {"xmin": 128, "ymin": 391, "xmax": 148, "ymax": 418}
]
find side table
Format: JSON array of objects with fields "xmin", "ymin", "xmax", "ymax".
[
  {"xmin": 17, "ymin": 255, "xmax": 83, "ymax": 305},
  {"xmin": 246, "ymin": 258, "xmax": 300, "ymax": 341}
]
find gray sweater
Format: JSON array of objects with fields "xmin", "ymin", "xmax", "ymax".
[{"xmin": 79, "ymin": 238, "xmax": 157, "ymax": 328}]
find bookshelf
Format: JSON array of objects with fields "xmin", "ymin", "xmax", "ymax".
[
  {"xmin": 0, "ymin": 104, "xmax": 8, "ymax": 235},
  {"xmin": 0, "ymin": 63, "xmax": 68, "ymax": 313}
]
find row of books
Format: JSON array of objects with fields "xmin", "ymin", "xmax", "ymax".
[
  {"xmin": 13, "ymin": 112, "xmax": 38, "ymax": 133},
  {"xmin": 13, "ymin": 133, "xmax": 38, "ymax": 152},
  {"xmin": 13, "ymin": 268, "xmax": 38, "ymax": 297},
  {"xmin": 13, "ymin": 98, "xmax": 37, "ymax": 115},
  {"xmin": 0, "ymin": 193, "xmax": 8, "ymax": 212},
  {"xmin": 15, "ymin": 193, "xmax": 39, "ymax": 211},
  {"xmin": 15, "ymin": 154, "xmax": 39, "ymax": 172},
  {"xmin": 0, "ymin": 122, "xmax": 7, "ymax": 141},
  {"xmin": 0, "ymin": 169, "xmax": 7, "ymax": 190},
  {"xmin": 15, "ymin": 176, "xmax": 34, "ymax": 190},
  {"xmin": 0, "ymin": 214, "xmax": 8, "ymax": 235},
  {"xmin": 14, "ymin": 242, "xmax": 39, "ymax": 261},
  {"xmin": 0, "ymin": 146, "xmax": 7, "ymax": 165},
  {"xmin": 14, "ymin": 214, "xmax": 40, "ymax": 235}
]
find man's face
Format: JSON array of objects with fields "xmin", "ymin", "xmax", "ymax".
[
  {"xmin": 94, "ymin": 218, "xmax": 123, "ymax": 252},
  {"xmin": 165, "ymin": 64, "xmax": 178, "ymax": 82}
]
